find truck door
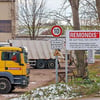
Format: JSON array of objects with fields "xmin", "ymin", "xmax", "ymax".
[
  {"xmin": 0, "ymin": 51, "xmax": 5, "ymax": 71},
  {"xmin": 2, "ymin": 51, "xmax": 22, "ymax": 75}
]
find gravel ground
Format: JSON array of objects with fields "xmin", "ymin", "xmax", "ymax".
[
  {"xmin": 0, "ymin": 69, "xmax": 56, "ymax": 100},
  {"xmin": 1, "ymin": 63, "xmax": 100, "ymax": 100}
]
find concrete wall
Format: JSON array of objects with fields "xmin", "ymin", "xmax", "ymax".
[{"xmin": 0, "ymin": 1, "xmax": 16, "ymax": 42}]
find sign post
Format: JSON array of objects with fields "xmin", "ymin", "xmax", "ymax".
[
  {"xmin": 51, "ymin": 25, "xmax": 62, "ymax": 83},
  {"xmin": 65, "ymin": 50, "xmax": 68, "ymax": 83},
  {"xmin": 55, "ymin": 51, "xmax": 58, "ymax": 83},
  {"xmin": 87, "ymin": 50, "xmax": 95, "ymax": 63}
]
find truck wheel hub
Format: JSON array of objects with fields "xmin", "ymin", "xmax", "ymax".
[
  {"xmin": 50, "ymin": 63, "xmax": 54, "ymax": 66},
  {"xmin": 0, "ymin": 82, "xmax": 6, "ymax": 89}
]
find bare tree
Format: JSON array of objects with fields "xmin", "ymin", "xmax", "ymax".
[
  {"xmin": 80, "ymin": 0, "xmax": 99, "ymax": 30},
  {"xmin": 43, "ymin": 1, "xmax": 73, "ymax": 35},
  {"xmin": 18, "ymin": 0, "xmax": 45, "ymax": 39}
]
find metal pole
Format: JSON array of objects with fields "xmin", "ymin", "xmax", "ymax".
[
  {"xmin": 65, "ymin": 50, "xmax": 68, "ymax": 83},
  {"xmin": 55, "ymin": 55, "xmax": 58, "ymax": 83}
]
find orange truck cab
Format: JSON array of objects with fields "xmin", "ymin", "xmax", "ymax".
[{"xmin": 0, "ymin": 46, "xmax": 30, "ymax": 94}]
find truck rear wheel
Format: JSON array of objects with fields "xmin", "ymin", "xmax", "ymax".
[
  {"xmin": 48, "ymin": 60, "xmax": 55, "ymax": 69},
  {"xmin": 48, "ymin": 60, "xmax": 60, "ymax": 69},
  {"xmin": 0, "ymin": 78, "xmax": 12, "ymax": 94}
]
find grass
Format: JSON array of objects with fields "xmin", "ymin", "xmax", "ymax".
[
  {"xmin": 95, "ymin": 55, "xmax": 100, "ymax": 59},
  {"xmin": 69, "ymin": 61, "xmax": 100, "ymax": 96}
]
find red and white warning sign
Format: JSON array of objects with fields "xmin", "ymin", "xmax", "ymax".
[
  {"xmin": 66, "ymin": 30, "xmax": 100, "ymax": 50},
  {"xmin": 51, "ymin": 25, "xmax": 62, "ymax": 37}
]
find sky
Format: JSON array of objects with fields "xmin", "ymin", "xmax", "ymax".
[
  {"xmin": 45, "ymin": 0, "xmax": 63, "ymax": 11},
  {"xmin": 18, "ymin": 0, "xmax": 64, "ymax": 11},
  {"xmin": 18, "ymin": 0, "xmax": 70, "ymax": 25}
]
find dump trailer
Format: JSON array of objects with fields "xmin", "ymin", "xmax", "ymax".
[
  {"xmin": 10, "ymin": 40, "xmax": 64, "ymax": 69},
  {"xmin": 0, "ymin": 46, "xmax": 30, "ymax": 94}
]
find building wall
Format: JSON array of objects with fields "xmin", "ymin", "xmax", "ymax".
[{"xmin": 0, "ymin": 1, "xmax": 16, "ymax": 42}]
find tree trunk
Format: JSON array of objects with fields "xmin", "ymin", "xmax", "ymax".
[
  {"xmin": 69, "ymin": 0, "xmax": 87, "ymax": 77},
  {"xmin": 96, "ymin": 0, "xmax": 100, "ymax": 23},
  {"xmin": 75, "ymin": 51, "xmax": 86, "ymax": 76},
  {"xmin": 70, "ymin": 0, "xmax": 80, "ymax": 30},
  {"xmin": 32, "ymin": 16, "xmax": 36, "ymax": 40}
]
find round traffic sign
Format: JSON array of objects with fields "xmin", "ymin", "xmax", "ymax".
[{"xmin": 51, "ymin": 25, "xmax": 62, "ymax": 37}]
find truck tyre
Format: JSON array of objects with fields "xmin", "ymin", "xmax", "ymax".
[
  {"xmin": 48, "ymin": 60, "xmax": 55, "ymax": 69},
  {"xmin": 0, "ymin": 78, "xmax": 12, "ymax": 94},
  {"xmin": 36, "ymin": 60, "xmax": 45, "ymax": 69},
  {"xmin": 10, "ymin": 85, "xmax": 15, "ymax": 93}
]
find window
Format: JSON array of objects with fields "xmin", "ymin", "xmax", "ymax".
[
  {"xmin": 0, "ymin": 20, "xmax": 12, "ymax": 33},
  {"xmin": 2, "ymin": 51, "xmax": 20, "ymax": 63},
  {"xmin": 0, "ymin": 0, "xmax": 15, "ymax": 2},
  {"xmin": 22, "ymin": 47, "xmax": 28, "ymax": 63}
]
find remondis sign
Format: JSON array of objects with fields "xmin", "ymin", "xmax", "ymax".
[{"xmin": 66, "ymin": 30, "xmax": 100, "ymax": 50}]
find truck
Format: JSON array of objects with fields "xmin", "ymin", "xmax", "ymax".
[
  {"xmin": 0, "ymin": 46, "xmax": 29, "ymax": 94},
  {"xmin": 9, "ymin": 40, "xmax": 64, "ymax": 69}
]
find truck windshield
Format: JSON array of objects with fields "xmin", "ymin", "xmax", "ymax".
[{"xmin": 2, "ymin": 51, "xmax": 20, "ymax": 63}]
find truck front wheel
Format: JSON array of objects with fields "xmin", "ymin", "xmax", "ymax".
[{"xmin": 0, "ymin": 78, "xmax": 12, "ymax": 94}]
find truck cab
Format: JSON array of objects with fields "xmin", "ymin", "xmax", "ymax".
[{"xmin": 0, "ymin": 46, "xmax": 29, "ymax": 94}]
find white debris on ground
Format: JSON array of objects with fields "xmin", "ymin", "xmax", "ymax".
[
  {"xmin": 29, "ymin": 82, "xmax": 37, "ymax": 85},
  {"xmin": 10, "ymin": 83, "xmax": 81, "ymax": 100},
  {"xmin": 30, "ymin": 82, "xmax": 37, "ymax": 85},
  {"xmin": 2, "ymin": 94, "xmax": 18, "ymax": 98}
]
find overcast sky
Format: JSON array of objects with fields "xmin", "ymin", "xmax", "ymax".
[
  {"xmin": 18, "ymin": 0, "xmax": 63, "ymax": 11},
  {"xmin": 45, "ymin": 0, "xmax": 63, "ymax": 10}
]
